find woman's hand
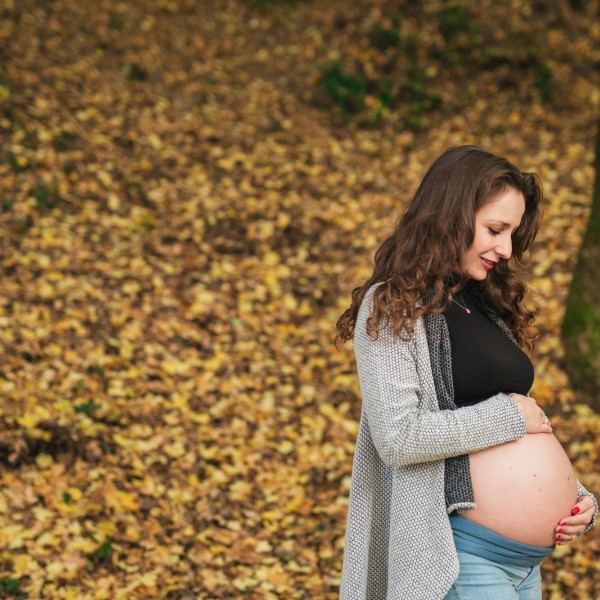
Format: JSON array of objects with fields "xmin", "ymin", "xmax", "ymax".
[
  {"xmin": 554, "ymin": 496, "xmax": 596, "ymax": 545},
  {"xmin": 508, "ymin": 393, "xmax": 553, "ymax": 434}
]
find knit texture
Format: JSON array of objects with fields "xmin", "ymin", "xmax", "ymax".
[
  {"xmin": 340, "ymin": 284, "xmax": 598, "ymax": 599},
  {"xmin": 340, "ymin": 285, "xmax": 527, "ymax": 600},
  {"xmin": 424, "ymin": 307, "xmax": 476, "ymax": 514}
]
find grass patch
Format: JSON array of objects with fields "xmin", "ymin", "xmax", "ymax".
[{"xmin": 317, "ymin": 60, "xmax": 367, "ymax": 117}]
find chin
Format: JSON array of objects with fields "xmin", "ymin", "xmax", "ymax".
[{"xmin": 467, "ymin": 270, "xmax": 488, "ymax": 281}]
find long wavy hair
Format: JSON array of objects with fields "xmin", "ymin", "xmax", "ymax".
[{"xmin": 336, "ymin": 145, "xmax": 543, "ymax": 352}]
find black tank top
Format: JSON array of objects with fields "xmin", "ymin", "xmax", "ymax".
[{"xmin": 443, "ymin": 294, "xmax": 534, "ymax": 406}]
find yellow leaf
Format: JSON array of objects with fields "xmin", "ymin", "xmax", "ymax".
[
  {"xmin": 164, "ymin": 441, "xmax": 186, "ymax": 458},
  {"xmin": 12, "ymin": 554, "xmax": 39, "ymax": 576},
  {"xmin": 97, "ymin": 520, "xmax": 117, "ymax": 537},
  {"xmin": 255, "ymin": 540, "xmax": 272, "ymax": 553},
  {"xmin": 279, "ymin": 440, "xmax": 295, "ymax": 455},
  {"xmin": 35, "ymin": 453, "xmax": 53, "ymax": 469},
  {"xmin": 115, "ymin": 490, "xmax": 139, "ymax": 511}
]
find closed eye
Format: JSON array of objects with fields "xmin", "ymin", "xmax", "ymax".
[{"xmin": 488, "ymin": 227, "xmax": 501, "ymax": 236}]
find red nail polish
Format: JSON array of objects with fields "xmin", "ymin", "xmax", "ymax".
[
  {"xmin": 557, "ymin": 527, "xmax": 563, "ymax": 533},
  {"xmin": 572, "ymin": 506, "xmax": 580, "ymax": 515},
  {"xmin": 555, "ymin": 533, "xmax": 562, "ymax": 539}
]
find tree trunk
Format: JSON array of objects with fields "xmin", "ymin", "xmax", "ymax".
[{"xmin": 562, "ymin": 114, "xmax": 600, "ymax": 404}]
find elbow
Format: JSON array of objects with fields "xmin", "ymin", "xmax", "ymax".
[{"xmin": 374, "ymin": 434, "xmax": 421, "ymax": 468}]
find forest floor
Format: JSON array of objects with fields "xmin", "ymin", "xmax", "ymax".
[{"xmin": 0, "ymin": 0, "xmax": 599, "ymax": 598}]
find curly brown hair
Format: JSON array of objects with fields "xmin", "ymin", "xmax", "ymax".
[{"xmin": 336, "ymin": 145, "xmax": 543, "ymax": 351}]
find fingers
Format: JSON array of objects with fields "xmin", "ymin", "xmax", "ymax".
[
  {"xmin": 554, "ymin": 529, "xmax": 581, "ymax": 544},
  {"xmin": 572, "ymin": 495, "xmax": 595, "ymax": 514},
  {"xmin": 536, "ymin": 402, "xmax": 553, "ymax": 433},
  {"xmin": 554, "ymin": 522, "xmax": 582, "ymax": 544},
  {"xmin": 510, "ymin": 394, "xmax": 553, "ymax": 433},
  {"xmin": 540, "ymin": 410, "xmax": 553, "ymax": 433},
  {"xmin": 536, "ymin": 405, "xmax": 553, "ymax": 433},
  {"xmin": 554, "ymin": 501, "xmax": 594, "ymax": 544}
]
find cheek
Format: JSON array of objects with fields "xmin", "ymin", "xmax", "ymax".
[
  {"xmin": 461, "ymin": 247, "xmax": 475, "ymax": 268},
  {"xmin": 472, "ymin": 230, "xmax": 490, "ymax": 254}
]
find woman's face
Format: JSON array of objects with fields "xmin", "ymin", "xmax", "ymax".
[{"xmin": 461, "ymin": 187, "xmax": 525, "ymax": 280}]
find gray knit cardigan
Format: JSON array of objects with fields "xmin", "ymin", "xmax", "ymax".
[{"xmin": 339, "ymin": 284, "xmax": 597, "ymax": 600}]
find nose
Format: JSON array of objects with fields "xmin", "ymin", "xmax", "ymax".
[{"xmin": 496, "ymin": 234, "xmax": 512, "ymax": 259}]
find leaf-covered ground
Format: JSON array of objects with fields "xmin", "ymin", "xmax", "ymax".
[{"xmin": 0, "ymin": 0, "xmax": 599, "ymax": 598}]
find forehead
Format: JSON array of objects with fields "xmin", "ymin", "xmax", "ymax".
[{"xmin": 477, "ymin": 188, "xmax": 525, "ymax": 226}]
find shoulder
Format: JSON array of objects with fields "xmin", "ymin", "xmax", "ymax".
[
  {"xmin": 356, "ymin": 283, "xmax": 426, "ymax": 347},
  {"xmin": 359, "ymin": 282, "xmax": 422, "ymax": 318}
]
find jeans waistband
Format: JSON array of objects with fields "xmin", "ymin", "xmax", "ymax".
[{"xmin": 450, "ymin": 515, "xmax": 554, "ymax": 568}]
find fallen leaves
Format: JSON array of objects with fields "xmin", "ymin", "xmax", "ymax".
[{"xmin": 0, "ymin": 0, "xmax": 598, "ymax": 598}]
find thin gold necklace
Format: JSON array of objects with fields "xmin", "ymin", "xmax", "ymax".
[{"xmin": 453, "ymin": 295, "xmax": 471, "ymax": 314}]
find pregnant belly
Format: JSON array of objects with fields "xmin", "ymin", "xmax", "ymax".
[{"xmin": 464, "ymin": 433, "xmax": 578, "ymax": 547}]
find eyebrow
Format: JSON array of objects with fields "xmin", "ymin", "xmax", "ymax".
[{"xmin": 486, "ymin": 220, "xmax": 518, "ymax": 229}]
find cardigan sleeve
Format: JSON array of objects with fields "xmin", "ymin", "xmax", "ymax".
[
  {"xmin": 575, "ymin": 479, "xmax": 598, "ymax": 536},
  {"xmin": 353, "ymin": 311, "xmax": 527, "ymax": 468}
]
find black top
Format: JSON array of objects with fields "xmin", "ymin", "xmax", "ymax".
[{"xmin": 443, "ymin": 294, "xmax": 534, "ymax": 406}]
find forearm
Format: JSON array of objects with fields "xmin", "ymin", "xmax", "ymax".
[{"xmin": 362, "ymin": 389, "xmax": 525, "ymax": 467}]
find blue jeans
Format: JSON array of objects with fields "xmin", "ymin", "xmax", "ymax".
[{"xmin": 444, "ymin": 550, "xmax": 542, "ymax": 600}]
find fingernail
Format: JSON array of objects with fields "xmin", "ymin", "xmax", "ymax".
[
  {"xmin": 557, "ymin": 527, "xmax": 563, "ymax": 533},
  {"xmin": 572, "ymin": 506, "xmax": 580, "ymax": 515},
  {"xmin": 560, "ymin": 521, "xmax": 566, "ymax": 526},
  {"xmin": 555, "ymin": 533, "xmax": 562, "ymax": 539}
]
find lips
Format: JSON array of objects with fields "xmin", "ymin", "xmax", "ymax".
[{"xmin": 481, "ymin": 257, "xmax": 496, "ymax": 270}]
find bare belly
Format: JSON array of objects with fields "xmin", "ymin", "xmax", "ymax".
[{"xmin": 464, "ymin": 433, "xmax": 578, "ymax": 547}]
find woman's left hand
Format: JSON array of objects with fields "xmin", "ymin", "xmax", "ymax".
[{"xmin": 554, "ymin": 496, "xmax": 596, "ymax": 545}]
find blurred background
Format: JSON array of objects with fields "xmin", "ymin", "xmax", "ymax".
[{"xmin": 0, "ymin": 0, "xmax": 598, "ymax": 598}]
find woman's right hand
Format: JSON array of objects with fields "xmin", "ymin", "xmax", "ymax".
[{"xmin": 509, "ymin": 393, "xmax": 553, "ymax": 434}]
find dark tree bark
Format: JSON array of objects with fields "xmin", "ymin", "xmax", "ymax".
[{"xmin": 562, "ymin": 114, "xmax": 600, "ymax": 404}]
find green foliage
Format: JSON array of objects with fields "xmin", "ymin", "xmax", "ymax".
[
  {"xmin": 0, "ymin": 578, "xmax": 20, "ymax": 595},
  {"xmin": 75, "ymin": 399, "xmax": 102, "ymax": 418},
  {"xmin": 246, "ymin": 0, "xmax": 304, "ymax": 10},
  {"xmin": 369, "ymin": 25, "xmax": 402, "ymax": 51},
  {"xmin": 140, "ymin": 213, "xmax": 156, "ymax": 230},
  {"xmin": 317, "ymin": 26, "xmax": 440, "ymax": 129},
  {"xmin": 92, "ymin": 363, "xmax": 105, "ymax": 376},
  {"xmin": 403, "ymin": 34, "xmax": 418, "ymax": 59},
  {"xmin": 30, "ymin": 182, "xmax": 56, "ymax": 208},
  {"xmin": 535, "ymin": 63, "xmax": 553, "ymax": 103},
  {"xmin": 562, "ymin": 280, "xmax": 600, "ymax": 393},
  {"xmin": 437, "ymin": 5, "xmax": 478, "ymax": 41},
  {"xmin": 62, "ymin": 162, "xmax": 77, "ymax": 175},
  {"xmin": 6, "ymin": 150, "xmax": 26, "ymax": 173},
  {"xmin": 108, "ymin": 13, "xmax": 127, "ymax": 30},
  {"xmin": 400, "ymin": 73, "xmax": 442, "ymax": 130},
  {"xmin": 317, "ymin": 60, "xmax": 367, "ymax": 117},
  {"xmin": 93, "ymin": 541, "xmax": 113, "ymax": 560},
  {"xmin": 88, "ymin": 541, "xmax": 113, "ymax": 570},
  {"xmin": 53, "ymin": 130, "xmax": 79, "ymax": 152},
  {"xmin": 123, "ymin": 62, "xmax": 148, "ymax": 82},
  {"xmin": 14, "ymin": 216, "xmax": 34, "ymax": 234}
]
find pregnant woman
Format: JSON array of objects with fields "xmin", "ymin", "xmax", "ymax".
[{"xmin": 336, "ymin": 146, "xmax": 597, "ymax": 600}]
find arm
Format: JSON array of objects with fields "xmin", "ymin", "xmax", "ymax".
[{"xmin": 354, "ymin": 316, "xmax": 527, "ymax": 467}]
